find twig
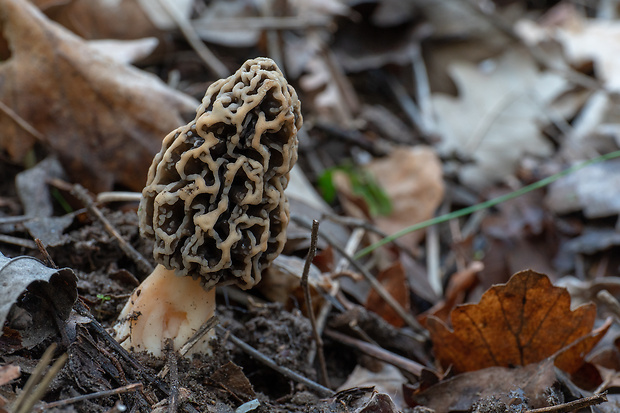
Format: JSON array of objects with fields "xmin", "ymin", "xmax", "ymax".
[
  {"xmin": 0, "ymin": 234, "xmax": 37, "ymax": 249},
  {"xmin": 39, "ymin": 383, "xmax": 143, "ymax": 410},
  {"xmin": 215, "ymin": 325, "xmax": 333, "ymax": 397},
  {"xmin": 385, "ymin": 73, "xmax": 425, "ymax": 136},
  {"xmin": 308, "ymin": 227, "xmax": 363, "ymax": 365},
  {"xmin": 12, "ymin": 344, "xmax": 68, "ymax": 413},
  {"xmin": 314, "ymin": 123, "xmax": 389, "ymax": 157},
  {"xmin": 324, "ymin": 329, "xmax": 427, "ymax": 377},
  {"xmin": 322, "ymin": 46, "xmax": 360, "ymax": 121},
  {"xmin": 524, "ymin": 392, "xmax": 607, "ymax": 413},
  {"xmin": 426, "ymin": 224, "xmax": 441, "ymax": 296},
  {"xmin": 411, "ymin": 48, "xmax": 436, "ymax": 135},
  {"xmin": 158, "ymin": 316, "xmax": 218, "ymax": 379},
  {"xmin": 334, "ymin": 227, "xmax": 366, "ymax": 274},
  {"xmin": 0, "ymin": 99, "xmax": 47, "ymax": 144},
  {"xmin": 260, "ymin": 0, "xmax": 283, "ymax": 72},
  {"xmin": 300, "ymin": 220, "xmax": 329, "ymax": 388},
  {"xmin": 72, "ymin": 300, "xmax": 170, "ymax": 396},
  {"xmin": 155, "ymin": 0, "xmax": 228, "ymax": 78},
  {"xmin": 322, "ymin": 214, "xmax": 417, "ymax": 261},
  {"xmin": 193, "ymin": 16, "xmax": 330, "ymax": 31},
  {"xmin": 96, "ymin": 191, "xmax": 141, "ymax": 203},
  {"xmin": 0, "ymin": 215, "xmax": 33, "ymax": 225},
  {"xmin": 292, "ymin": 215, "xmax": 428, "ymax": 341},
  {"xmin": 35, "ymin": 238, "xmax": 57, "ymax": 268},
  {"xmin": 165, "ymin": 339, "xmax": 180, "ymax": 413},
  {"xmin": 56, "ymin": 181, "xmax": 154, "ymax": 275}
]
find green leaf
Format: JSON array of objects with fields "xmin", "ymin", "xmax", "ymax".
[{"xmin": 317, "ymin": 163, "xmax": 392, "ymax": 217}]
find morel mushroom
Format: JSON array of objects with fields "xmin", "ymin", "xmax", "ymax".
[{"xmin": 113, "ymin": 57, "xmax": 302, "ymax": 356}]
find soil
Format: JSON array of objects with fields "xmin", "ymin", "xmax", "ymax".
[{"xmin": 0, "ymin": 163, "xmax": 401, "ymax": 412}]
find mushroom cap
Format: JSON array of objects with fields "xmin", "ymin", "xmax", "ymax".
[{"xmin": 138, "ymin": 57, "xmax": 302, "ymax": 290}]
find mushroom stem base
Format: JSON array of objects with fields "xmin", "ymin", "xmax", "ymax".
[{"xmin": 113, "ymin": 264, "xmax": 215, "ymax": 357}]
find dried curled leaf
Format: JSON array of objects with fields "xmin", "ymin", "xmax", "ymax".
[
  {"xmin": 0, "ymin": 252, "xmax": 77, "ymax": 349},
  {"xmin": 427, "ymin": 270, "xmax": 609, "ymax": 374},
  {"xmin": 139, "ymin": 57, "xmax": 302, "ymax": 290}
]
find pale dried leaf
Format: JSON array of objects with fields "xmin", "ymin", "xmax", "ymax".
[
  {"xmin": 433, "ymin": 49, "xmax": 564, "ymax": 189},
  {"xmin": 88, "ymin": 37, "xmax": 159, "ymax": 64},
  {"xmin": 367, "ymin": 146, "xmax": 444, "ymax": 249},
  {"xmin": 546, "ymin": 159, "xmax": 620, "ymax": 218}
]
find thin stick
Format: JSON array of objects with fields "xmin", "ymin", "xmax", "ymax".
[
  {"xmin": 524, "ymin": 392, "xmax": 607, "ymax": 413},
  {"xmin": 39, "ymin": 383, "xmax": 143, "ymax": 410},
  {"xmin": 0, "ymin": 99, "xmax": 47, "ymax": 144},
  {"xmin": 0, "ymin": 215, "xmax": 32, "ymax": 225},
  {"xmin": 355, "ymin": 150, "xmax": 620, "ymax": 258},
  {"xmin": 65, "ymin": 182, "xmax": 154, "ymax": 275},
  {"xmin": 292, "ymin": 215, "xmax": 428, "ymax": 340},
  {"xmin": 96, "ymin": 191, "xmax": 141, "ymax": 204},
  {"xmin": 35, "ymin": 238, "xmax": 57, "ymax": 268},
  {"xmin": 426, "ymin": 224, "xmax": 441, "ymax": 296},
  {"xmin": 12, "ymin": 344, "xmax": 57, "ymax": 411},
  {"xmin": 324, "ymin": 329, "xmax": 427, "ymax": 377},
  {"xmin": 300, "ymin": 220, "xmax": 329, "ymax": 388},
  {"xmin": 13, "ymin": 344, "xmax": 68, "ymax": 413},
  {"xmin": 72, "ymin": 300, "xmax": 170, "ymax": 397},
  {"xmin": 156, "ymin": 0, "xmax": 228, "ymax": 78},
  {"xmin": 193, "ymin": 16, "xmax": 330, "ymax": 31},
  {"xmin": 260, "ymin": 0, "xmax": 283, "ymax": 73},
  {"xmin": 0, "ymin": 234, "xmax": 37, "ymax": 249},
  {"xmin": 385, "ymin": 74, "xmax": 425, "ymax": 135},
  {"xmin": 308, "ymin": 227, "xmax": 363, "ymax": 365},
  {"xmin": 165, "ymin": 339, "xmax": 180, "ymax": 413},
  {"xmin": 158, "ymin": 317, "xmax": 218, "ymax": 379},
  {"xmin": 411, "ymin": 48, "xmax": 436, "ymax": 135},
  {"xmin": 215, "ymin": 325, "xmax": 333, "ymax": 397},
  {"xmin": 323, "ymin": 214, "xmax": 417, "ymax": 261},
  {"xmin": 178, "ymin": 316, "xmax": 218, "ymax": 358}
]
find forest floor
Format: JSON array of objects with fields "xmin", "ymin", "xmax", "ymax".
[{"xmin": 3, "ymin": 0, "xmax": 620, "ymax": 412}]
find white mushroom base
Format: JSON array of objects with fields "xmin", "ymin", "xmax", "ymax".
[{"xmin": 113, "ymin": 264, "xmax": 215, "ymax": 357}]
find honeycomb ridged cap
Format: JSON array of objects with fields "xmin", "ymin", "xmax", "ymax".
[{"xmin": 138, "ymin": 58, "xmax": 302, "ymax": 290}]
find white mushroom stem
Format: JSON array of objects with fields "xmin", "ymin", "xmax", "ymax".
[{"xmin": 113, "ymin": 264, "xmax": 215, "ymax": 357}]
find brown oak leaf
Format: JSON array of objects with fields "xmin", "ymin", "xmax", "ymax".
[
  {"xmin": 427, "ymin": 269, "xmax": 610, "ymax": 374},
  {"xmin": 0, "ymin": 0, "xmax": 198, "ymax": 192}
]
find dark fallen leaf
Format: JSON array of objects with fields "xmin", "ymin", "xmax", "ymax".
[
  {"xmin": 209, "ymin": 361, "xmax": 256, "ymax": 403},
  {"xmin": 327, "ymin": 387, "xmax": 400, "ymax": 413},
  {"xmin": 0, "ymin": 251, "xmax": 77, "ymax": 349},
  {"xmin": 408, "ymin": 360, "xmax": 557, "ymax": 412}
]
